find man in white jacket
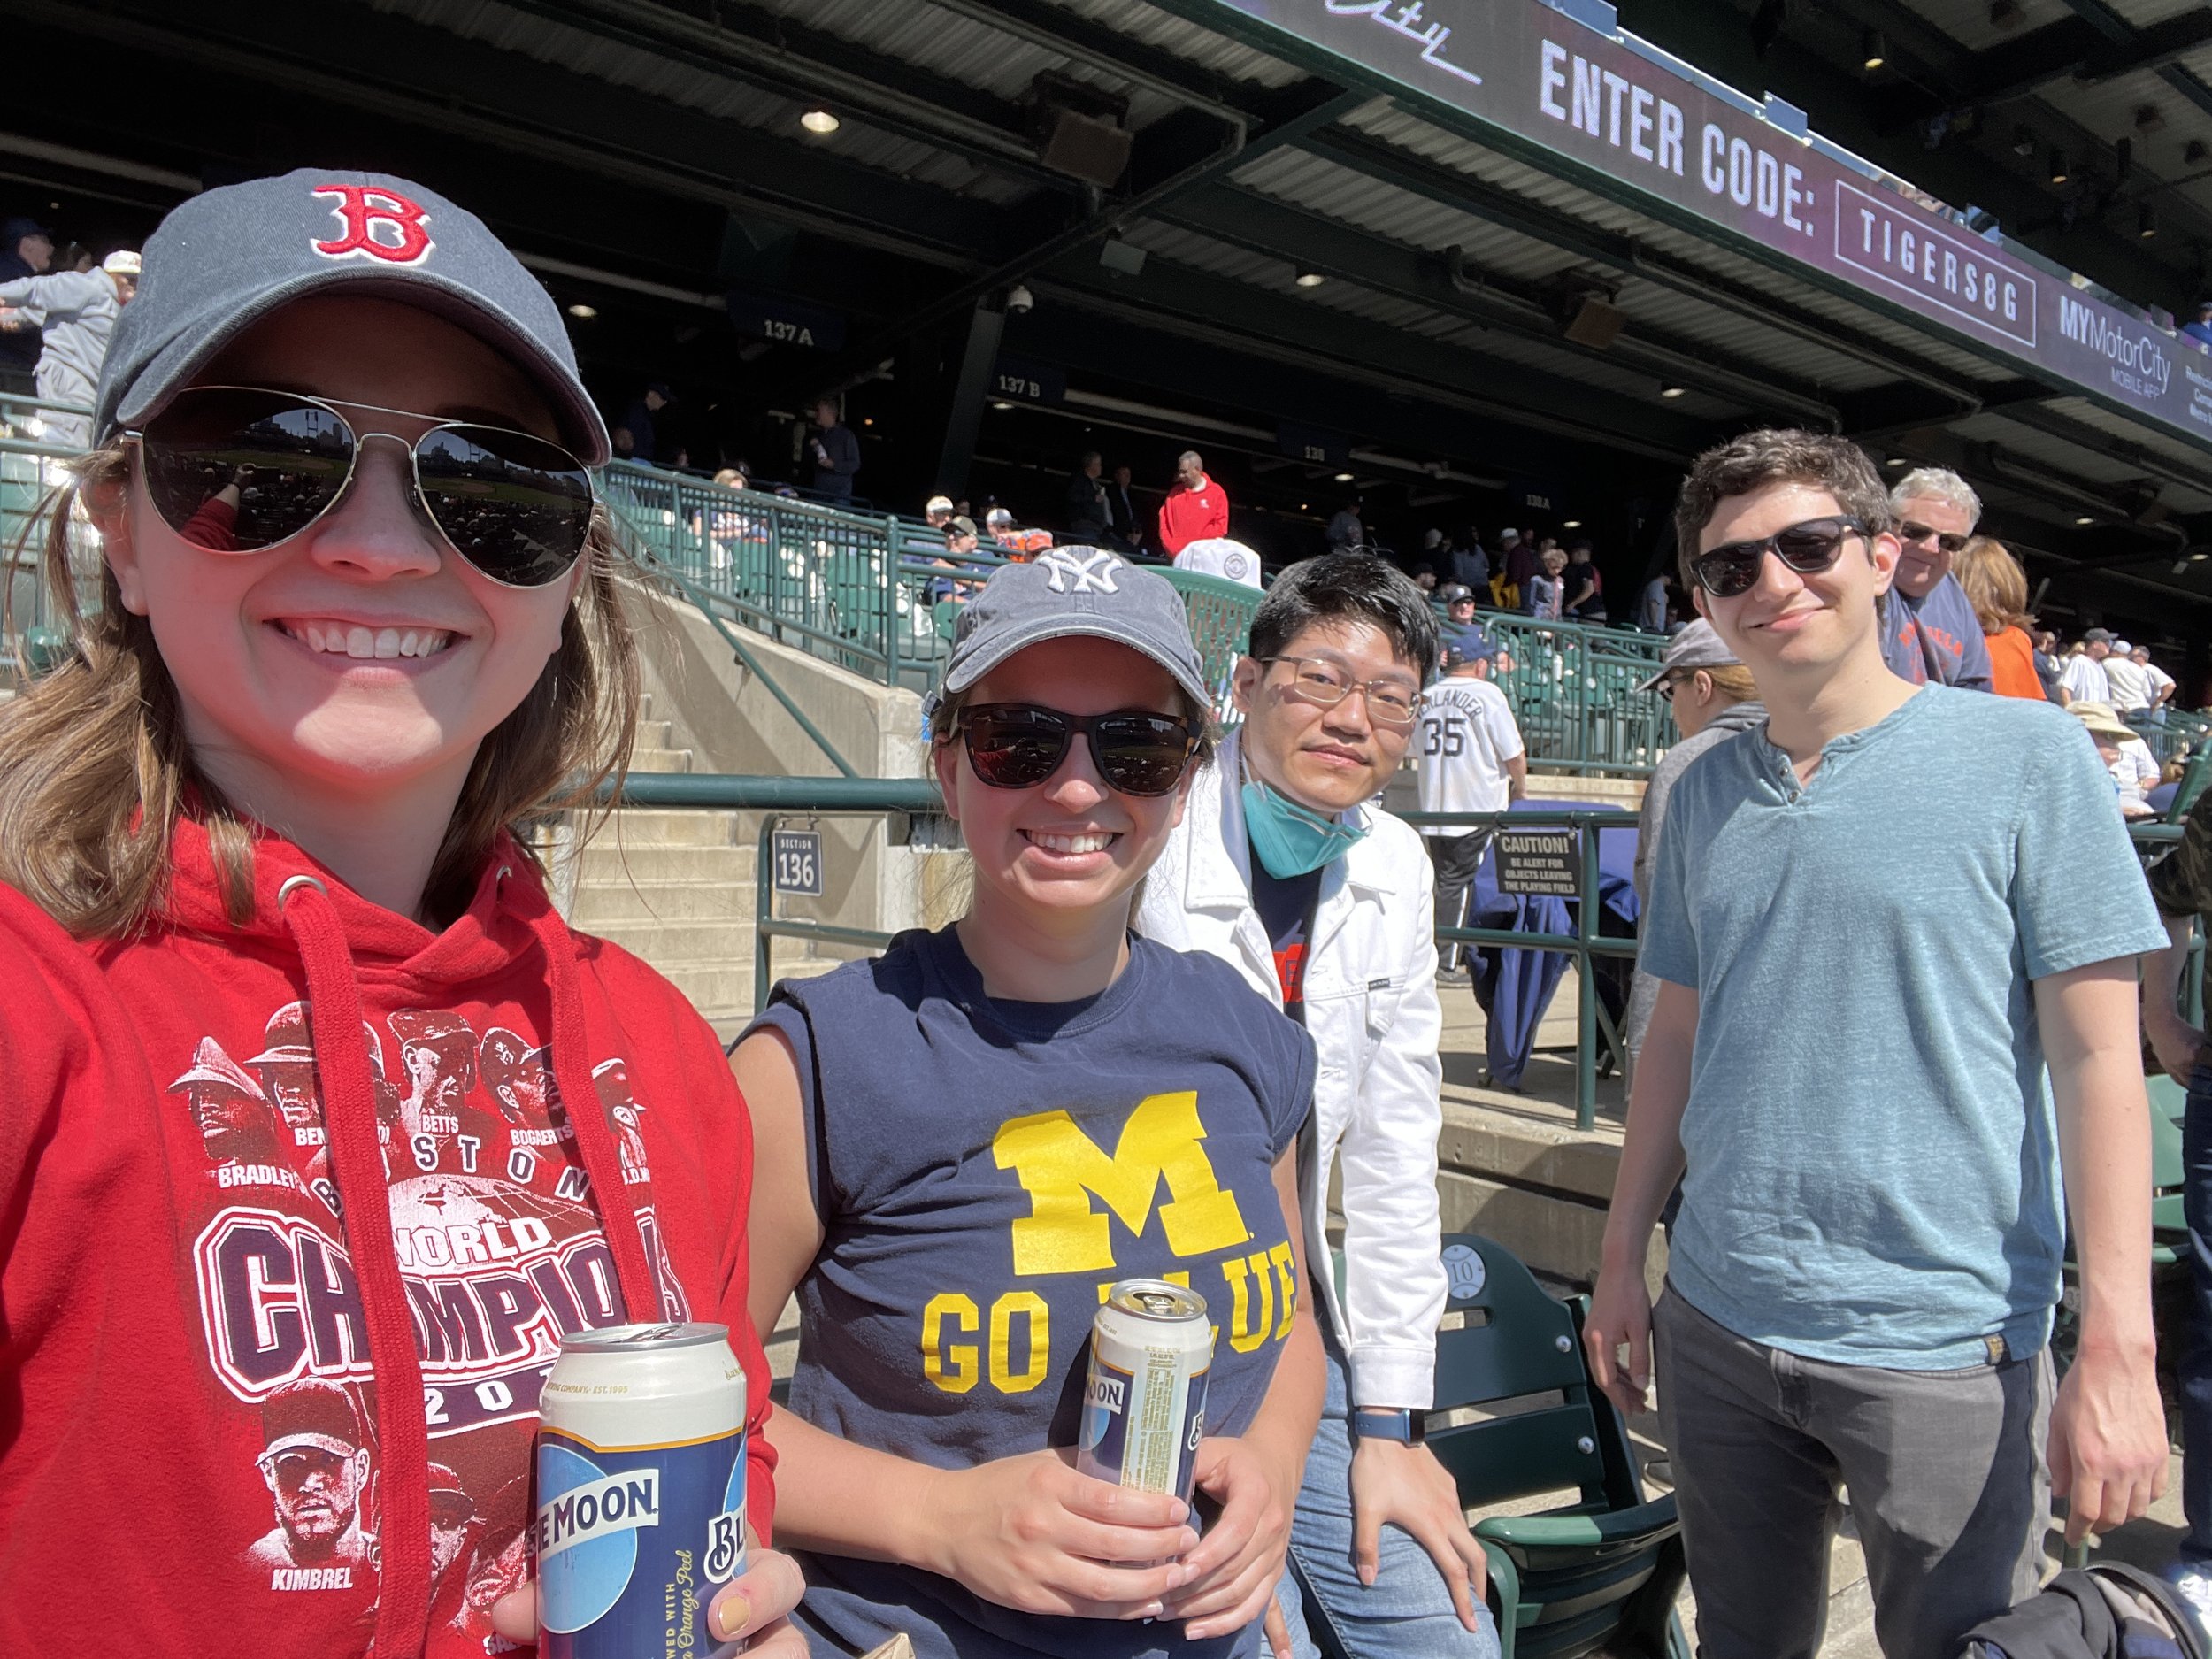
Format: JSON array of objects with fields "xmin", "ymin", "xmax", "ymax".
[{"xmin": 1140, "ymin": 557, "xmax": 1497, "ymax": 1659}]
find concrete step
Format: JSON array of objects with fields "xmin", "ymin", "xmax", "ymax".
[
  {"xmin": 571, "ymin": 844, "xmax": 756, "ymax": 886},
  {"xmin": 627, "ymin": 746, "xmax": 695, "ymax": 773},
  {"xmin": 571, "ymin": 878, "xmax": 757, "ymax": 925},
  {"xmin": 589, "ymin": 809, "xmax": 746, "ymax": 847},
  {"xmin": 633, "ymin": 718, "xmax": 674, "ymax": 750},
  {"xmin": 656, "ymin": 960, "xmax": 759, "ymax": 1020},
  {"xmin": 582, "ymin": 918, "xmax": 757, "ymax": 966}
]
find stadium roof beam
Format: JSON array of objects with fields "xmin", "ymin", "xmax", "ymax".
[{"xmin": 1871, "ymin": 11, "xmax": 2212, "ymax": 124}]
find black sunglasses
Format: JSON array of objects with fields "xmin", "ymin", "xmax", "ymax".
[
  {"xmin": 1688, "ymin": 515, "xmax": 1867, "ymax": 600},
  {"xmin": 960, "ymin": 703, "xmax": 1199, "ymax": 796},
  {"xmin": 1898, "ymin": 520, "xmax": 1969, "ymax": 555},
  {"xmin": 130, "ymin": 385, "xmax": 595, "ymax": 588}
]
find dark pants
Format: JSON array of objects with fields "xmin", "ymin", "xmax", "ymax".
[
  {"xmin": 1425, "ymin": 831, "xmax": 1492, "ymax": 971},
  {"xmin": 2182, "ymin": 1064, "xmax": 2212, "ymax": 1564}
]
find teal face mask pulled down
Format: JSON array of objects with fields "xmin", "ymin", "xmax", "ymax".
[{"xmin": 1242, "ymin": 780, "xmax": 1368, "ymax": 878}]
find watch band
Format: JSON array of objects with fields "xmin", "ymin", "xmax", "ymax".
[{"xmin": 1350, "ymin": 1407, "xmax": 1423, "ymax": 1444}]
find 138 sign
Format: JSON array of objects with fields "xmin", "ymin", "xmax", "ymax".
[{"xmin": 771, "ymin": 829, "xmax": 825, "ymax": 896}]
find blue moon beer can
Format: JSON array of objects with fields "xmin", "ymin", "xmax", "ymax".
[
  {"xmin": 1077, "ymin": 1280, "xmax": 1214, "ymax": 1503},
  {"xmin": 534, "ymin": 1322, "xmax": 749, "ymax": 1658}
]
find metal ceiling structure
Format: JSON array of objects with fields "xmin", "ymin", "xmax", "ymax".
[{"xmin": 13, "ymin": 0, "xmax": 2212, "ymax": 644}]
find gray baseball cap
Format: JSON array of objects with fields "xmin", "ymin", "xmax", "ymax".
[
  {"xmin": 94, "ymin": 168, "xmax": 608, "ymax": 463},
  {"xmin": 1635, "ymin": 618, "xmax": 1740, "ymax": 691},
  {"xmin": 925, "ymin": 549, "xmax": 1210, "ymax": 720}
]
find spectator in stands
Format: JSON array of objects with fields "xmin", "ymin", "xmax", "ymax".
[
  {"xmin": 930, "ymin": 515, "xmax": 989, "ymax": 603},
  {"xmin": 2075, "ymin": 702, "xmax": 2159, "ymax": 818},
  {"xmin": 2139, "ymin": 643, "xmax": 2178, "ymax": 721},
  {"xmin": 1450, "ymin": 530, "xmax": 1489, "ymax": 595},
  {"xmin": 1409, "ymin": 566, "xmax": 1438, "ymax": 592},
  {"xmin": 1880, "ymin": 467, "xmax": 1994, "ymax": 691},
  {"xmin": 2034, "ymin": 629, "xmax": 2068, "ymax": 705},
  {"xmin": 0, "ymin": 250, "xmax": 138, "ymax": 449},
  {"xmin": 1437, "ymin": 582, "xmax": 1483, "ymax": 653},
  {"xmin": 1326, "ymin": 496, "xmax": 1365, "ymax": 553},
  {"xmin": 2104, "ymin": 635, "xmax": 2154, "ymax": 718},
  {"xmin": 609, "ymin": 425, "xmax": 635, "ymax": 461},
  {"xmin": 1137, "ymin": 557, "xmax": 1499, "ymax": 1659},
  {"xmin": 0, "ymin": 214, "xmax": 52, "ymax": 396},
  {"xmin": 1623, "ymin": 621, "xmax": 1763, "ymax": 1079},
  {"xmin": 2062, "ymin": 627, "xmax": 2116, "ymax": 704},
  {"xmin": 1635, "ymin": 571, "xmax": 1671, "ymax": 633},
  {"xmin": 1524, "ymin": 546, "xmax": 1567, "ymax": 618},
  {"xmin": 2186, "ymin": 299, "xmax": 2212, "ymax": 349},
  {"xmin": 1951, "ymin": 535, "xmax": 2045, "ymax": 702},
  {"xmin": 1563, "ymin": 540, "xmax": 1606, "ymax": 621},
  {"xmin": 735, "ymin": 555, "xmax": 1322, "ymax": 1658},
  {"xmin": 807, "ymin": 397, "xmax": 859, "ymax": 500},
  {"xmin": 1494, "ymin": 527, "xmax": 1532, "ymax": 609},
  {"xmin": 1586, "ymin": 428, "xmax": 2167, "ymax": 1659},
  {"xmin": 1064, "ymin": 449, "xmax": 1109, "ymax": 542},
  {"xmin": 923, "ymin": 494, "xmax": 954, "ymax": 530},
  {"xmin": 1418, "ymin": 636, "xmax": 1525, "ymax": 976},
  {"xmin": 1157, "ymin": 449, "xmax": 1228, "ymax": 556},
  {"xmin": 2141, "ymin": 774, "xmax": 2212, "ymax": 1626},
  {"xmin": 618, "ymin": 381, "xmax": 670, "ymax": 465},
  {"xmin": 1105, "ymin": 461, "xmax": 1140, "ymax": 553},
  {"xmin": 1171, "ymin": 536, "xmax": 1263, "ymax": 588}
]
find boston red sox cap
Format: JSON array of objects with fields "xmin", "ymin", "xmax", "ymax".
[{"xmin": 94, "ymin": 168, "xmax": 608, "ymax": 464}]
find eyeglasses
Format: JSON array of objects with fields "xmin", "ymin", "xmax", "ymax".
[
  {"xmin": 1897, "ymin": 520, "xmax": 1968, "ymax": 555},
  {"xmin": 960, "ymin": 703, "xmax": 1200, "ymax": 795},
  {"xmin": 129, "ymin": 385, "xmax": 596, "ymax": 588},
  {"xmin": 1263, "ymin": 656, "xmax": 1419, "ymax": 727},
  {"xmin": 1655, "ymin": 676, "xmax": 1682, "ymax": 702},
  {"xmin": 1687, "ymin": 516, "xmax": 1866, "ymax": 600}
]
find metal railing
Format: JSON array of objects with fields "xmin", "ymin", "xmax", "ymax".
[
  {"xmin": 1471, "ymin": 612, "xmax": 1674, "ymax": 777},
  {"xmin": 0, "ymin": 393, "xmax": 96, "ymax": 665}
]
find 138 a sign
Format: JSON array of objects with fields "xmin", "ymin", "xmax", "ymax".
[
  {"xmin": 771, "ymin": 829, "xmax": 825, "ymax": 897},
  {"xmin": 1494, "ymin": 828, "xmax": 1578, "ymax": 898}
]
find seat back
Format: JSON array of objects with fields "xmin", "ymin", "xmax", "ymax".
[{"xmin": 1426, "ymin": 1233, "xmax": 1625, "ymax": 1514}]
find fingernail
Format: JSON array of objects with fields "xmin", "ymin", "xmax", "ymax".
[
  {"xmin": 1359, "ymin": 1566, "xmax": 1376, "ymax": 1587},
  {"xmin": 710, "ymin": 1591, "xmax": 750, "ymax": 1642},
  {"xmin": 1179, "ymin": 1528, "xmax": 1200, "ymax": 1553},
  {"xmin": 1170, "ymin": 1498, "xmax": 1190, "ymax": 1523},
  {"xmin": 1141, "ymin": 1601, "xmax": 1164, "ymax": 1620}
]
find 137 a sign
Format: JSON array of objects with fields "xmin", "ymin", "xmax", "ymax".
[{"xmin": 771, "ymin": 829, "xmax": 825, "ymax": 897}]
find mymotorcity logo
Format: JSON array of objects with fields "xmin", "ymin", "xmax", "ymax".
[{"xmin": 2058, "ymin": 294, "xmax": 2173, "ymax": 399}]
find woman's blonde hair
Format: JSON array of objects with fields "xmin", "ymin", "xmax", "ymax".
[
  {"xmin": 0, "ymin": 442, "xmax": 639, "ymax": 935},
  {"xmin": 1952, "ymin": 535, "xmax": 2033, "ymax": 636},
  {"xmin": 1693, "ymin": 663, "xmax": 1760, "ymax": 703}
]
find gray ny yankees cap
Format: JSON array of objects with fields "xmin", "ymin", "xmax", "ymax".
[
  {"xmin": 93, "ymin": 168, "xmax": 608, "ymax": 464},
  {"xmin": 926, "ymin": 548, "xmax": 1210, "ymax": 719}
]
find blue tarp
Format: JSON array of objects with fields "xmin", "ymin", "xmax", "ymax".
[{"xmin": 1460, "ymin": 801, "xmax": 1640, "ymax": 1090}]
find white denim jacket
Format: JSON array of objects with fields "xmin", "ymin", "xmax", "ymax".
[{"xmin": 1137, "ymin": 730, "xmax": 1446, "ymax": 1409}]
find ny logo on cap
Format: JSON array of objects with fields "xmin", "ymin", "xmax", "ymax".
[
  {"xmin": 311, "ymin": 185, "xmax": 434, "ymax": 265},
  {"xmin": 1038, "ymin": 548, "xmax": 1120, "ymax": 595}
]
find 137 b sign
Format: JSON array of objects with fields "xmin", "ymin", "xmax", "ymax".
[{"xmin": 771, "ymin": 829, "xmax": 824, "ymax": 896}]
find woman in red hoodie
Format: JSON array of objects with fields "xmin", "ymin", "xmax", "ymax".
[{"xmin": 0, "ymin": 171, "xmax": 803, "ymax": 1658}]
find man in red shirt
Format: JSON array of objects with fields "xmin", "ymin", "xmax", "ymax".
[{"xmin": 1157, "ymin": 448, "xmax": 1229, "ymax": 555}]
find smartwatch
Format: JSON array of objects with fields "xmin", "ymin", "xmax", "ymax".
[{"xmin": 1350, "ymin": 1407, "xmax": 1424, "ymax": 1445}]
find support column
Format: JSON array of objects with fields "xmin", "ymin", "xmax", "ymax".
[{"xmin": 932, "ymin": 299, "xmax": 1006, "ymax": 503}]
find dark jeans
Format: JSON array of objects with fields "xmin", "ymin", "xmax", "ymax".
[
  {"xmin": 1425, "ymin": 831, "xmax": 1492, "ymax": 971},
  {"xmin": 2183, "ymin": 1064, "xmax": 2212, "ymax": 1564}
]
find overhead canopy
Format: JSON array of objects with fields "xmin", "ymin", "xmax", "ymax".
[{"xmin": 10, "ymin": 0, "xmax": 2212, "ymax": 622}]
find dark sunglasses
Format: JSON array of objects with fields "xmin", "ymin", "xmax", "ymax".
[
  {"xmin": 129, "ymin": 385, "xmax": 595, "ymax": 588},
  {"xmin": 1898, "ymin": 520, "xmax": 1969, "ymax": 555},
  {"xmin": 960, "ymin": 703, "xmax": 1199, "ymax": 796},
  {"xmin": 1688, "ymin": 515, "xmax": 1867, "ymax": 600}
]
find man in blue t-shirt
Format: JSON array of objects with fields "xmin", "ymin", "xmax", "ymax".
[
  {"xmin": 1585, "ymin": 431, "xmax": 2168, "ymax": 1659},
  {"xmin": 1879, "ymin": 465, "xmax": 1993, "ymax": 692}
]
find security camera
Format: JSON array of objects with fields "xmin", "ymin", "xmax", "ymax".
[{"xmin": 1004, "ymin": 284, "xmax": 1035, "ymax": 314}]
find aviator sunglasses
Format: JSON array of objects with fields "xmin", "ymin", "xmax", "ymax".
[
  {"xmin": 128, "ymin": 385, "xmax": 596, "ymax": 588},
  {"xmin": 1688, "ymin": 515, "xmax": 1867, "ymax": 600},
  {"xmin": 960, "ymin": 703, "xmax": 1200, "ymax": 796}
]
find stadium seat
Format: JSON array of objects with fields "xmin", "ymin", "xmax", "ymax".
[{"xmin": 1427, "ymin": 1233, "xmax": 1689, "ymax": 1659}]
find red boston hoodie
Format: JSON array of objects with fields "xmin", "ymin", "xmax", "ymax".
[{"xmin": 0, "ymin": 819, "xmax": 776, "ymax": 1658}]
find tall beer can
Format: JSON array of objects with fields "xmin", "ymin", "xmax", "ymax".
[
  {"xmin": 534, "ymin": 1322, "xmax": 749, "ymax": 1658},
  {"xmin": 1076, "ymin": 1280, "xmax": 1214, "ymax": 1502}
]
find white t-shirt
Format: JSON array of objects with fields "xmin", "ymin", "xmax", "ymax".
[
  {"xmin": 2146, "ymin": 661, "xmax": 2178, "ymax": 704},
  {"xmin": 1171, "ymin": 537, "xmax": 1263, "ymax": 589},
  {"xmin": 2060, "ymin": 654, "xmax": 2111, "ymax": 705},
  {"xmin": 1416, "ymin": 676, "xmax": 1525, "ymax": 833},
  {"xmin": 2109, "ymin": 734, "xmax": 2159, "ymax": 804},
  {"xmin": 2101, "ymin": 654, "xmax": 2151, "ymax": 711}
]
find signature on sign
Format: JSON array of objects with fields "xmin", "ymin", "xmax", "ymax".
[{"xmin": 1323, "ymin": 0, "xmax": 1483, "ymax": 87}]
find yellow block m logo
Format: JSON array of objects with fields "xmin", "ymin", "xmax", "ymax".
[{"xmin": 992, "ymin": 1091, "xmax": 1248, "ymax": 1276}]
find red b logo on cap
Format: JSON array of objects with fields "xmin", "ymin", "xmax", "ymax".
[{"xmin": 310, "ymin": 184, "xmax": 434, "ymax": 265}]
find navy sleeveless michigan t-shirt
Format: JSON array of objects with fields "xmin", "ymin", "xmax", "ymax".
[{"xmin": 745, "ymin": 926, "xmax": 1317, "ymax": 1659}]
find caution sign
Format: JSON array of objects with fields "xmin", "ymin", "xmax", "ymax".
[{"xmin": 1494, "ymin": 828, "xmax": 1578, "ymax": 898}]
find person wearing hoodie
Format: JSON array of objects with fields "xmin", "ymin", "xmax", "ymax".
[
  {"xmin": 734, "ymin": 550, "xmax": 1325, "ymax": 1659},
  {"xmin": 0, "ymin": 171, "xmax": 804, "ymax": 1659}
]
